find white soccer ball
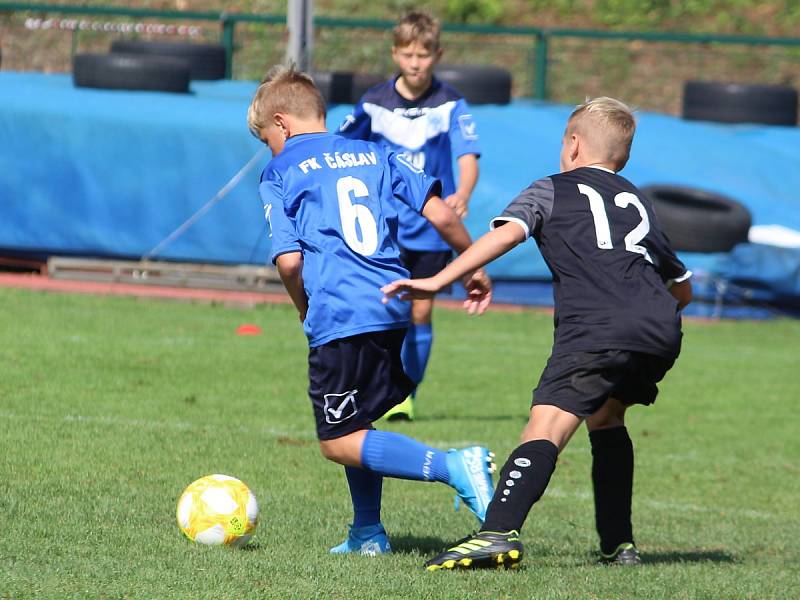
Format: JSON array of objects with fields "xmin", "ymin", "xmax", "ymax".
[{"xmin": 176, "ymin": 474, "xmax": 259, "ymax": 547}]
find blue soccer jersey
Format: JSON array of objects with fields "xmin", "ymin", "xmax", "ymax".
[
  {"xmin": 337, "ymin": 76, "xmax": 480, "ymax": 252},
  {"xmin": 259, "ymin": 132, "xmax": 442, "ymax": 347}
]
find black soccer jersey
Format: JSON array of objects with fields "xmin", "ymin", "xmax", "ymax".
[{"xmin": 492, "ymin": 166, "xmax": 691, "ymax": 358}]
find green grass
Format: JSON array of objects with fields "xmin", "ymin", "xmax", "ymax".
[{"xmin": 0, "ymin": 288, "xmax": 798, "ymax": 599}]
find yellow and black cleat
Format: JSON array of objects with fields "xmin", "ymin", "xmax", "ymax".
[{"xmin": 425, "ymin": 531, "xmax": 523, "ymax": 571}]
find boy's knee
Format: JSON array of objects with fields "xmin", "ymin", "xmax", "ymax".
[
  {"xmin": 318, "ymin": 430, "xmax": 365, "ymax": 467},
  {"xmin": 586, "ymin": 397, "xmax": 627, "ymax": 431},
  {"xmin": 319, "ymin": 439, "xmax": 343, "ymax": 462},
  {"xmin": 586, "ymin": 414, "xmax": 624, "ymax": 431}
]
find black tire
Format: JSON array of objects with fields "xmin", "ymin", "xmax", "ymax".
[
  {"xmin": 436, "ymin": 64, "xmax": 512, "ymax": 105},
  {"xmin": 640, "ymin": 185, "xmax": 752, "ymax": 253},
  {"xmin": 311, "ymin": 71, "xmax": 354, "ymax": 105},
  {"xmin": 350, "ymin": 72, "xmax": 386, "ymax": 103},
  {"xmin": 73, "ymin": 53, "xmax": 191, "ymax": 93},
  {"xmin": 110, "ymin": 40, "xmax": 227, "ymax": 80},
  {"xmin": 682, "ymin": 80, "xmax": 798, "ymax": 126}
]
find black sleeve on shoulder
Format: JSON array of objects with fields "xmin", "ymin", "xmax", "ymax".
[
  {"xmin": 490, "ymin": 177, "xmax": 555, "ymax": 239},
  {"xmin": 647, "ymin": 216, "xmax": 691, "ymax": 283}
]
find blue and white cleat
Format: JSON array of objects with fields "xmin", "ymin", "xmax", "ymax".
[
  {"xmin": 447, "ymin": 446, "xmax": 496, "ymax": 522},
  {"xmin": 329, "ymin": 523, "xmax": 392, "ymax": 556}
]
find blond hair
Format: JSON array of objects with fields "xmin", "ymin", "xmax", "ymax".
[
  {"xmin": 393, "ymin": 10, "xmax": 441, "ymax": 52},
  {"xmin": 247, "ymin": 64, "xmax": 326, "ymax": 138},
  {"xmin": 566, "ymin": 97, "xmax": 636, "ymax": 169}
]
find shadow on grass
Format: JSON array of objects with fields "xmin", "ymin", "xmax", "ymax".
[
  {"xmin": 640, "ymin": 549, "xmax": 737, "ymax": 565},
  {"xmin": 240, "ymin": 542, "xmax": 263, "ymax": 552},
  {"xmin": 387, "ymin": 533, "xmax": 454, "ymax": 555}
]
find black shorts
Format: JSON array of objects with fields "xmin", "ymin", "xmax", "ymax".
[
  {"xmin": 399, "ymin": 247, "xmax": 452, "ymax": 283},
  {"xmin": 532, "ymin": 350, "xmax": 675, "ymax": 418},
  {"xmin": 308, "ymin": 329, "xmax": 414, "ymax": 440}
]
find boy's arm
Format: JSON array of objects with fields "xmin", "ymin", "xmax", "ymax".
[
  {"xmin": 444, "ymin": 154, "xmax": 479, "ymax": 218},
  {"xmin": 421, "ymin": 195, "xmax": 473, "ymax": 254},
  {"xmin": 420, "ymin": 195, "xmax": 493, "ymax": 313},
  {"xmin": 275, "ymin": 252, "xmax": 308, "ymax": 322},
  {"xmin": 669, "ymin": 279, "xmax": 692, "ymax": 310},
  {"xmin": 382, "ymin": 222, "xmax": 525, "ymax": 313}
]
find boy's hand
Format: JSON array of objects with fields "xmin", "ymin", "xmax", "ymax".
[
  {"xmin": 461, "ymin": 268, "xmax": 492, "ymax": 315},
  {"xmin": 444, "ymin": 192, "xmax": 469, "ymax": 218},
  {"xmin": 381, "ymin": 277, "xmax": 440, "ymax": 303}
]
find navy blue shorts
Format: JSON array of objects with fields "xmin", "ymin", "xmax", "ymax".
[
  {"xmin": 532, "ymin": 350, "xmax": 675, "ymax": 418},
  {"xmin": 399, "ymin": 248, "xmax": 452, "ymax": 280},
  {"xmin": 308, "ymin": 329, "xmax": 414, "ymax": 440}
]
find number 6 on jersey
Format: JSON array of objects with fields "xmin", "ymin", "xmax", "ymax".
[{"xmin": 336, "ymin": 176, "xmax": 379, "ymax": 256}]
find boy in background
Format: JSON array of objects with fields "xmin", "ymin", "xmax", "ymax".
[
  {"xmin": 338, "ymin": 10, "xmax": 481, "ymax": 420},
  {"xmin": 382, "ymin": 97, "xmax": 693, "ymax": 569},
  {"xmin": 248, "ymin": 65, "xmax": 494, "ymax": 555}
]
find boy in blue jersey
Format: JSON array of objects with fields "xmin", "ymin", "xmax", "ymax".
[
  {"xmin": 247, "ymin": 65, "xmax": 495, "ymax": 555},
  {"xmin": 338, "ymin": 10, "xmax": 481, "ymax": 420}
]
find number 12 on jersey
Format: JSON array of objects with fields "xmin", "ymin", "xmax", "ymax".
[{"xmin": 578, "ymin": 183, "xmax": 652, "ymax": 263}]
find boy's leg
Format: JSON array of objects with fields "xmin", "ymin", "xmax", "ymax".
[
  {"xmin": 425, "ymin": 405, "xmax": 582, "ymax": 570},
  {"xmin": 402, "ymin": 301, "xmax": 434, "ymax": 391},
  {"xmin": 585, "ymin": 353, "xmax": 674, "ymax": 565},
  {"xmin": 481, "ymin": 405, "xmax": 581, "ymax": 531},
  {"xmin": 329, "ymin": 465, "xmax": 390, "ymax": 555},
  {"xmin": 587, "ymin": 398, "xmax": 638, "ymax": 565},
  {"xmin": 388, "ymin": 301, "xmax": 433, "ymax": 420},
  {"xmin": 388, "ymin": 249, "xmax": 451, "ymax": 421},
  {"xmin": 319, "ymin": 429, "xmax": 494, "ymax": 522}
]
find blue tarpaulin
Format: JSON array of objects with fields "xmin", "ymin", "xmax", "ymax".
[{"xmin": 2, "ymin": 72, "xmax": 799, "ymax": 316}]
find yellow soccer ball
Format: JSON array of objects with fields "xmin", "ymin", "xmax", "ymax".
[{"xmin": 176, "ymin": 474, "xmax": 259, "ymax": 547}]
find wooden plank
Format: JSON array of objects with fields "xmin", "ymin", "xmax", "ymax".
[{"xmin": 47, "ymin": 257, "xmax": 284, "ymax": 293}]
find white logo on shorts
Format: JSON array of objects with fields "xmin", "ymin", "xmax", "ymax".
[
  {"xmin": 509, "ymin": 470, "xmax": 522, "ymax": 479},
  {"xmin": 323, "ymin": 389, "xmax": 359, "ymax": 424},
  {"xmin": 514, "ymin": 458, "xmax": 532, "ymax": 468}
]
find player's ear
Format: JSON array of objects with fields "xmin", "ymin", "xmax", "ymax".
[
  {"xmin": 569, "ymin": 134, "xmax": 580, "ymax": 163},
  {"xmin": 274, "ymin": 113, "xmax": 289, "ymax": 139}
]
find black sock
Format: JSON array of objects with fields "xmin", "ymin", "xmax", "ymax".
[
  {"xmin": 590, "ymin": 426, "xmax": 634, "ymax": 554},
  {"xmin": 481, "ymin": 439, "xmax": 558, "ymax": 533}
]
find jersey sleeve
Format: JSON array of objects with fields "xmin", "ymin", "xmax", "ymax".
[
  {"xmin": 389, "ymin": 151, "xmax": 443, "ymax": 213},
  {"xmin": 336, "ymin": 101, "xmax": 372, "ymax": 140},
  {"xmin": 646, "ymin": 219, "xmax": 692, "ymax": 285},
  {"xmin": 490, "ymin": 177, "xmax": 555, "ymax": 239},
  {"xmin": 258, "ymin": 170, "xmax": 301, "ymax": 264},
  {"xmin": 448, "ymin": 98, "xmax": 481, "ymax": 159}
]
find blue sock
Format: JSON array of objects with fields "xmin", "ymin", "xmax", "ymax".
[
  {"xmin": 361, "ymin": 430, "xmax": 449, "ymax": 483},
  {"xmin": 344, "ymin": 466, "xmax": 382, "ymax": 528},
  {"xmin": 401, "ymin": 323, "xmax": 433, "ymax": 395}
]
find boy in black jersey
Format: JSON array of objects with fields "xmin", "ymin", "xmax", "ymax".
[{"xmin": 382, "ymin": 97, "xmax": 693, "ymax": 570}]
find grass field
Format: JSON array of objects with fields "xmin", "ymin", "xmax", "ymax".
[{"xmin": 1, "ymin": 287, "xmax": 798, "ymax": 599}]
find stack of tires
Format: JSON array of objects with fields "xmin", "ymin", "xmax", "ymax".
[{"xmin": 73, "ymin": 41, "xmax": 228, "ymax": 93}]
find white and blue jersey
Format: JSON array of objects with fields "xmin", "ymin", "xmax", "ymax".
[
  {"xmin": 259, "ymin": 132, "xmax": 442, "ymax": 348},
  {"xmin": 337, "ymin": 76, "xmax": 480, "ymax": 252}
]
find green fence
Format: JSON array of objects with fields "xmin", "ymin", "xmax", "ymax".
[{"xmin": 2, "ymin": 2, "xmax": 799, "ymax": 113}]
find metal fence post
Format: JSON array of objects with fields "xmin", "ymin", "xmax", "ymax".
[
  {"xmin": 534, "ymin": 31, "xmax": 549, "ymax": 100},
  {"xmin": 220, "ymin": 14, "xmax": 235, "ymax": 79}
]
